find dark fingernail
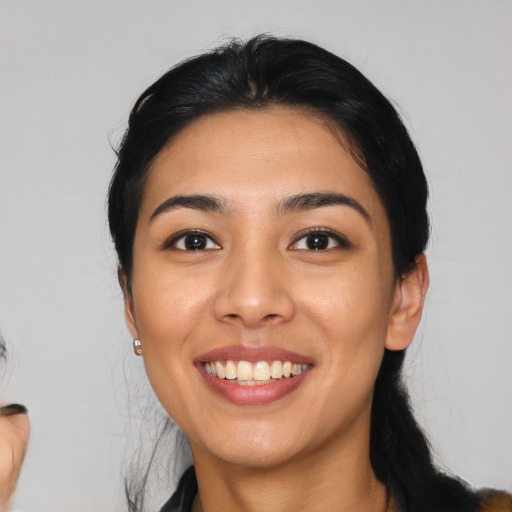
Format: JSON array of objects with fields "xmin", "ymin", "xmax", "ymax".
[{"xmin": 0, "ymin": 403, "xmax": 28, "ymax": 416}]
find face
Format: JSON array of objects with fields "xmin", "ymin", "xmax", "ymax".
[{"xmin": 125, "ymin": 108, "xmax": 416, "ymax": 469}]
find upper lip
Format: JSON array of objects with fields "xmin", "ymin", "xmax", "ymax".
[{"xmin": 195, "ymin": 345, "xmax": 312, "ymax": 364}]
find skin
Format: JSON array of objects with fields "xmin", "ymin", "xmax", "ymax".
[
  {"xmin": 0, "ymin": 410, "xmax": 29, "ymax": 512},
  {"xmin": 123, "ymin": 108, "xmax": 428, "ymax": 512}
]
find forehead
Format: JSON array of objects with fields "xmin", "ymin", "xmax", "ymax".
[{"xmin": 141, "ymin": 108, "xmax": 386, "ymax": 226}]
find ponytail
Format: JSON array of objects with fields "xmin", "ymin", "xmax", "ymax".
[{"xmin": 370, "ymin": 350, "xmax": 480, "ymax": 512}]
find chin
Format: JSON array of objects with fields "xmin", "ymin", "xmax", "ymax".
[
  {"xmin": 215, "ymin": 445, "xmax": 301, "ymax": 470},
  {"xmin": 192, "ymin": 426, "xmax": 307, "ymax": 469}
]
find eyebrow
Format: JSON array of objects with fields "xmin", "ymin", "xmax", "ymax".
[
  {"xmin": 277, "ymin": 192, "xmax": 370, "ymax": 221},
  {"xmin": 150, "ymin": 191, "xmax": 370, "ymax": 223},
  {"xmin": 150, "ymin": 194, "xmax": 228, "ymax": 221}
]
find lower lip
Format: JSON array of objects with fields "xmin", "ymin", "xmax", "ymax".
[{"xmin": 197, "ymin": 364, "xmax": 311, "ymax": 405}]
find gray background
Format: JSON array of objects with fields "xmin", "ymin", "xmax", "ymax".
[{"xmin": 1, "ymin": 1, "xmax": 511, "ymax": 510}]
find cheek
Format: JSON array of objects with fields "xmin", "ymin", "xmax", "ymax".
[
  {"xmin": 300, "ymin": 260, "xmax": 392, "ymax": 350},
  {"xmin": 299, "ymin": 260, "xmax": 391, "ymax": 390},
  {"xmin": 130, "ymin": 269, "xmax": 215, "ymax": 422},
  {"xmin": 131, "ymin": 262, "xmax": 214, "ymax": 355}
]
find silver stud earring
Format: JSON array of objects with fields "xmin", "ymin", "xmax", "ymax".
[{"xmin": 133, "ymin": 339, "xmax": 142, "ymax": 356}]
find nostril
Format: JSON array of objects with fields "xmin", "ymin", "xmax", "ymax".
[
  {"xmin": 221, "ymin": 312, "xmax": 283, "ymax": 326},
  {"xmin": 213, "ymin": 290, "xmax": 295, "ymax": 327},
  {"xmin": 262, "ymin": 314, "xmax": 283, "ymax": 325}
]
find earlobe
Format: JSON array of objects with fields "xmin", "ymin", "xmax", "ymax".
[
  {"xmin": 118, "ymin": 268, "xmax": 140, "ymax": 341},
  {"xmin": 385, "ymin": 254, "xmax": 429, "ymax": 351}
]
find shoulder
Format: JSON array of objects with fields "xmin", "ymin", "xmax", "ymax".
[
  {"xmin": 390, "ymin": 473, "xmax": 511, "ymax": 512},
  {"xmin": 429, "ymin": 475, "xmax": 512, "ymax": 512},
  {"xmin": 477, "ymin": 489, "xmax": 512, "ymax": 512},
  {"xmin": 159, "ymin": 466, "xmax": 197, "ymax": 512}
]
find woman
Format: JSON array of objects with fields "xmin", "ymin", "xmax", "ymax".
[
  {"xmin": 0, "ymin": 404, "xmax": 29, "ymax": 512},
  {"xmin": 0, "ymin": 339, "xmax": 29, "ymax": 512},
  {"xmin": 108, "ymin": 36, "xmax": 511, "ymax": 512}
]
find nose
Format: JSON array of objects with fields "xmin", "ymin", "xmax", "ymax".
[{"xmin": 213, "ymin": 250, "xmax": 296, "ymax": 329}]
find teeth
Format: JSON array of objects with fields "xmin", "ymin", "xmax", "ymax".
[
  {"xmin": 291, "ymin": 363, "xmax": 301, "ymax": 376},
  {"xmin": 253, "ymin": 361, "xmax": 270, "ymax": 381},
  {"xmin": 237, "ymin": 360, "xmax": 253, "ymax": 380},
  {"xmin": 270, "ymin": 360, "xmax": 283, "ymax": 379},
  {"xmin": 215, "ymin": 361, "xmax": 226, "ymax": 379},
  {"xmin": 204, "ymin": 359, "xmax": 309, "ymax": 382},
  {"xmin": 225, "ymin": 360, "xmax": 237, "ymax": 380}
]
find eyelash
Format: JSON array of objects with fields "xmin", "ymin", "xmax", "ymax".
[
  {"xmin": 289, "ymin": 227, "xmax": 351, "ymax": 251},
  {"xmin": 164, "ymin": 227, "xmax": 351, "ymax": 252},
  {"xmin": 164, "ymin": 229, "xmax": 221, "ymax": 251}
]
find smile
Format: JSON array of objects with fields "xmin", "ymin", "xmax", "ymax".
[
  {"xmin": 196, "ymin": 346, "xmax": 313, "ymax": 405},
  {"xmin": 204, "ymin": 360, "xmax": 310, "ymax": 385}
]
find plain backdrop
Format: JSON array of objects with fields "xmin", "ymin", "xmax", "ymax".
[{"xmin": 1, "ymin": 1, "xmax": 511, "ymax": 510}]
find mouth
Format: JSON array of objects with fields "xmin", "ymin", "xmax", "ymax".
[
  {"xmin": 204, "ymin": 359, "xmax": 310, "ymax": 385},
  {"xmin": 195, "ymin": 346, "xmax": 313, "ymax": 405}
]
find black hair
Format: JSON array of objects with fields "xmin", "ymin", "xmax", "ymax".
[
  {"xmin": 0, "ymin": 336, "xmax": 6, "ymax": 362},
  {"xmin": 108, "ymin": 35, "xmax": 478, "ymax": 512}
]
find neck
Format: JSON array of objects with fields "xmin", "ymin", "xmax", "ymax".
[{"xmin": 189, "ymin": 425, "xmax": 387, "ymax": 512}]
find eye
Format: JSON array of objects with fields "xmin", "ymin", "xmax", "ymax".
[
  {"xmin": 166, "ymin": 230, "xmax": 221, "ymax": 251},
  {"xmin": 290, "ymin": 228, "xmax": 351, "ymax": 251}
]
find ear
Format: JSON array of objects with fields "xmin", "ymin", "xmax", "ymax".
[
  {"xmin": 118, "ymin": 268, "xmax": 140, "ymax": 341},
  {"xmin": 385, "ymin": 254, "xmax": 429, "ymax": 351}
]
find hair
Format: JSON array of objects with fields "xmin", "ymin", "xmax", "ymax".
[
  {"xmin": 0, "ymin": 333, "xmax": 9, "ymax": 381},
  {"xmin": 0, "ymin": 336, "xmax": 6, "ymax": 362},
  {"xmin": 108, "ymin": 36, "xmax": 478, "ymax": 512}
]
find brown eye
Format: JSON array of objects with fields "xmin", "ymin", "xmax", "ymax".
[
  {"xmin": 305, "ymin": 234, "xmax": 330, "ymax": 250},
  {"xmin": 168, "ymin": 231, "xmax": 221, "ymax": 251},
  {"xmin": 184, "ymin": 234, "xmax": 208, "ymax": 250},
  {"xmin": 290, "ymin": 229, "xmax": 351, "ymax": 251}
]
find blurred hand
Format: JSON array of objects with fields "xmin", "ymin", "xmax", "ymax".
[{"xmin": 0, "ymin": 405, "xmax": 29, "ymax": 512}]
